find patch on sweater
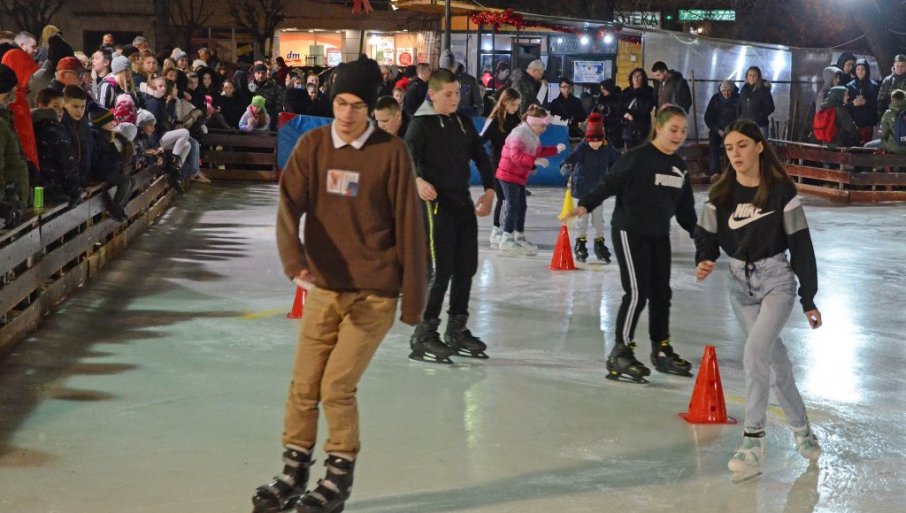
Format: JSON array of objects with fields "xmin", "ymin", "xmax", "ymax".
[{"xmin": 326, "ymin": 169, "xmax": 360, "ymax": 197}]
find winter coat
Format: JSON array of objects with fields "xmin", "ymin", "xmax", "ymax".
[
  {"xmin": 456, "ymin": 70, "xmax": 483, "ymax": 118},
  {"xmin": 704, "ymin": 91, "xmax": 739, "ymax": 132},
  {"xmin": 402, "ymin": 77, "xmax": 428, "ymax": 117},
  {"xmin": 0, "ymin": 105, "xmax": 30, "ymax": 203},
  {"xmin": 480, "ymin": 112, "xmax": 521, "ymax": 169},
  {"xmin": 239, "ymin": 106, "xmax": 270, "ymax": 132},
  {"xmin": 877, "ymin": 97, "xmax": 906, "ymax": 155},
  {"xmin": 593, "ymin": 81, "xmax": 623, "ymax": 145},
  {"xmin": 877, "ymin": 70, "xmax": 906, "ymax": 119},
  {"xmin": 510, "ymin": 68, "xmax": 543, "ymax": 115},
  {"xmin": 32, "ymin": 108, "xmax": 80, "ymax": 202},
  {"xmin": 653, "ymin": 70, "xmax": 692, "ymax": 112},
  {"xmin": 845, "ymin": 60, "xmax": 880, "ymax": 128},
  {"xmin": 619, "ymin": 84, "xmax": 656, "ymax": 146},
  {"xmin": 817, "ymin": 95, "xmax": 860, "ymax": 147},
  {"xmin": 835, "ymin": 52, "xmax": 857, "ymax": 81},
  {"xmin": 61, "ymin": 111, "xmax": 93, "ymax": 185},
  {"xmin": 90, "ymin": 128, "xmax": 130, "ymax": 182},
  {"xmin": 496, "ymin": 122, "xmax": 559, "ymax": 186},
  {"xmin": 1, "ymin": 48, "xmax": 39, "ymax": 169},
  {"xmin": 142, "ymin": 93, "xmax": 171, "ymax": 138},
  {"xmin": 248, "ymin": 77, "xmax": 282, "ymax": 122},
  {"xmin": 737, "ymin": 81, "xmax": 774, "ymax": 127},
  {"xmin": 98, "ymin": 75, "xmax": 128, "ymax": 110},
  {"xmin": 219, "ymin": 94, "xmax": 246, "ymax": 128},
  {"xmin": 548, "ymin": 93, "xmax": 587, "ymax": 137},
  {"xmin": 561, "ymin": 140, "xmax": 621, "ymax": 198}
]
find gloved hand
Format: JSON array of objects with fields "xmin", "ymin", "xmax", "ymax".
[
  {"xmin": 535, "ymin": 158, "xmax": 550, "ymax": 168},
  {"xmin": 559, "ymin": 163, "xmax": 573, "ymax": 176},
  {"xmin": 556, "ymin": 143, "xmax": 567, "ymax": 153}
]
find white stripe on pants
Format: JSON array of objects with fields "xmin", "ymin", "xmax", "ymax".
[{"xmin": 728, "ymin": 254, "xmax": 809, "ymax": 430}]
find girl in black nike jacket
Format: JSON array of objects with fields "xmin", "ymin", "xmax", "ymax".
[
  {"xmin": 694, "ymin": 120, "xmax": 822, "ymax": 482},
  {"xmin": 566, "ymin": 105, "xmax": 698, "ymax": 383}
]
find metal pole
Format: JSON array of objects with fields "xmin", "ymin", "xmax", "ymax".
[{"xmin": 443, "ymin": 0, "xmax": 452, "ymax": 51}]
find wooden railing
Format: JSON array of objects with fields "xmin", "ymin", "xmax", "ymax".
[
  {"xmin": 200, "ymin": 129, "xmax": 277, "ymax": 181},
  {"xmin": 771, "ymin": 140, "xmax": 906, "ymax": 203},
  {"xmin": 0, "ymin": 167, "xmax": 175, "ymax": 358}
]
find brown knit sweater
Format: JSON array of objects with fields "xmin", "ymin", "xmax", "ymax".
[{"xmin": 276, "ymin": 124, "xmax": 427, "ymax": 325}]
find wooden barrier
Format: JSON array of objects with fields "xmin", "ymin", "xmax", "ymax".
[
  {"xmin": 771, "ymin": 140, "xmax": 906, "ymax": 203},
  {"xmin": 0, "ymin": 167, "xmax": 174, "ymax": 358},
  {"xmin": 200, "ymin": 129, "xmax": 277, "ymax": 181},
  {"xmin": 677, "ymin": 143, "xmax": 710, "ymax": 183}
]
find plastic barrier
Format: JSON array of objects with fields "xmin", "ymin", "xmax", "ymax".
[{"xmin": 277, "ymin": 113, "xmax": 333, "ymax": 172}]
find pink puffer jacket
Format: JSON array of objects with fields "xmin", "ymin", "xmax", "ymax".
[{"xmin": 495, "ymin": 122, "xmax": 558, "ymax": 185}]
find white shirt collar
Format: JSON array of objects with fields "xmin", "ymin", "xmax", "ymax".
[{"xmin": 331, "ymin": 119, "xmax": 375, "ymax": 150}]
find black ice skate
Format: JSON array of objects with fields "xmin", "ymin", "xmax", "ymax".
[
  {"xmin": 444, "ymin": 313, "xmax": 489, "ymax": 359},
  {"xmin": 574, "ymin": 236, "xmax": 589, "ymax": 263},
  {"xmin": 409, "ymin": 318, "xmax": 454, "ymax": 364},
  {"xmin": 251, "ymin": 446, "xmax": 313, "ymax": 513},
  {"xmin": 166, "ymin": 154, "xmax": 186, "ymax": 194},
  {"xmin": 650, "ymin": 339, "xmax": 693, "ymax": 377},
  {"xmin": 296, "ymin": 455, "xmax": 354, "ymax": 513},
  {"xmin": 594, "ymin": 237, "xmax": 611, "ymax": 263},
  {"xmin": 606, "ymin": 342, "xmax": 651, "ymax": 384}
]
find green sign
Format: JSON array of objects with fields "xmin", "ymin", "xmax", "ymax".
[{"xmin": 678, "ymin": 9, "xmax": 736, "ymax": 22}]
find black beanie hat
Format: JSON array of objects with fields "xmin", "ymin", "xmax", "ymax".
[
  {"xmin": 89, "ymin": 104, "xmax": 115, "ymax": 127},
  {"xmin": 0, "ymin": 64, "xmax": 17, "ymax": 94},
  {"xmin": 47, "ymin": 34, "xmax": 75, "ymax": 67},
  {"xmin": 330, "ymin": 55, "xmax": 382, "ymax": 110}
]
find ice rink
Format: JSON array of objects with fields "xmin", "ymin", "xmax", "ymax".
[{"xmin": 1, "ymin": 183, "xmax": 904, "ymax": 513}]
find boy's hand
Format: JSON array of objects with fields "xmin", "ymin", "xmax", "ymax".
[
  {"xmin": 561, "ymin": 206, "xmax": 587, "ymax": 222},
  {"xmin": 696, "ymin": 260, "xmax": 715, "ymax": 282},
  {"xmin": 415, "ymin": 177, "xmax": 437, "ymax": 201},
  {"xmin": 475, "ymin": 189, "xmax": 494, "ymax": 217}
]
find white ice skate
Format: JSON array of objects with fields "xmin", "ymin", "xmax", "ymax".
[
  {"xmin": 728, "ymin": 431, "xmax": 765, "ymax": 483},
  {"xmin": 499, "ymin": 232, "xmax": 531, "ymax": 257},
  {"xmin": 513, "ymin": 231, "xmax": 538, "ymax": 256},
  {"xmin": 489, "ymin": 227, "xmax": 503, "ymax": 249},
  {"xmin": 793, "ymin": 425, "xmax": 821, "ymax": 463}
]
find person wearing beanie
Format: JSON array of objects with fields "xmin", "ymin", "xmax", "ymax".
[
  {"xmin": 51, "ymin": 56, "xmax": 85, "ymax": 92},
  {"xmin": 113, "ymin": 93, "xmax": 137, "ymax": 124},
  {"xmin": 172, "ymin": 49, "xmax": 190, "ymax": 72},
  {"xmin": 877, "ymin": 54, "xmax": 906, "ymax": 120},
  {"xmin": 814, "ymin": 85, "xmax": 860, "ymax": 147},
  {"xmin": 560, "ymin": 112, "xmax": 621, "ymax": 263},
  {"xmin": 260, "ymin": 54, "xmax": 427, "ymax": 513},
  {"xmin": 98, "ymin": 56, "xmax": 138, "ymax": 110},
  {"xmin": 865, "ymin": 89, "xmax": 906, "ymax": 154},
  {"xmin": 0, "ymin": 62, "xmax": 29, "ymax": 215},
  {"xmin": 549, "ymin": 77, "xmax": 587, "ymax": 137},
  {"xmin": 132, "ymin": 108, "xmax": 161, "ymax": 173},
  {"xmin": 238, "ymin": 94, "xmax": 270, "ymax": 132},
  {"xmin": 89, "ymin": 104, "xmax": 134, "ymax": 222},
  {"xmin": 33, "ymin": 87, "xmax": 82, "ymax": 206},
  {"xmin": 704, "ymin": 79, "xmax": 739, "ymax": 179},
  {"xmin": 404, "ymin": 67, "xmax": 495, "ymax": 363},
  {"xmin": 248, "ymin": 62, "xmax": 281, "ymax": 129}
]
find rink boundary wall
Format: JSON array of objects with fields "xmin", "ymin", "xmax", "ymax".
[{"xmin": 0, "ymin": 168, "xmax": 176, "ymax": 359}]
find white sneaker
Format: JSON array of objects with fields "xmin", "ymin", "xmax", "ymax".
[
  {"xmin": 728, "ymin": 431, "xmax": 765, "ymax": 482},
  {"xmin": 513, "ymin": 231, "xmax": 538, "ymax": 256},
  {"xmin": 489, "ymin": 227, "xmax": 503, "ymax": 249},
  {"xmin": 793, "ymin": 425, "xmax": 821, "ymax": 462},
  {"xmin": 499, "ymin": 233, "xmax": 527, "ymax": 257}
]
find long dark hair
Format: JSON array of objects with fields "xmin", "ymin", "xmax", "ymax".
[
  {"xmin": 489, "ymin": 87, "xmax": 520, "ymax": 131},
  {"xmin": 627, "ymin": 67, "xmax": 649, "ymax": 89},
  {"xmin": 746, "ymin": 66, "xmax": 764, "ymax": 90},
  {"xmin": 709, "ymin": 120, "xmax": 793, "ymax": 209}
]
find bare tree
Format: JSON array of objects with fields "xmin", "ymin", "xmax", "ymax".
[
  {"xmin": 227, "ymin": 0, "xmax": 287, "ymax": 60},
  {"xmin": 170, "ymin": 0, "xmax": 215, "ymax": 51},
  {"xmin": 0, "ymin": 0, "xmax": 66, "ymax": 37}
]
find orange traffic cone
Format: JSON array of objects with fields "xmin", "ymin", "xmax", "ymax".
[
  {"xmin": 287, "ymin": 286, "xmax": 306, "ymax": 319},
  {"xmin": 679, "ymin": 345, "xmax": 737, "ymax": 424},
  {"xmin": 548, "ymin": 224, "xmax": 577, "ymax": 270}
]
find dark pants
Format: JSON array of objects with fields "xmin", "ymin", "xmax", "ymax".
[
  {"xmin": 422, "ymin": 200, "xmax": 478, "ymax": 320},
  {"xmin": 708, "ymin": 129, "xmax": 724, "ymax": 176},
  {"xmin": 108, "ymin": 174, "xmax": 134, "ymax": 208},
  {"xmin": 500, "ymin": 180, "xmax": 527, "ymax": 233},
  {"xmin": 492, "ymin": 178, "xmax": 505, "ymax": 228},
  {"xmin": 612, "ymin": 229, "xmax": 672, "ymax": 347}
]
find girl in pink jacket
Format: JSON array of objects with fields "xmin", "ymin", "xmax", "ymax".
[{"xmin": 496, "ymin": 105, "xmax": 565, "ymax": 256}]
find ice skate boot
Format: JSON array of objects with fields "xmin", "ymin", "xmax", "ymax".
[
  {"xmin": 409, "ymin": 318, "xmax": 454, "ymax": 364},
  {"xmin": 650, "ymin": 339, "xmax": 693, "ymax": 377},
  {"xmin": 792, "ymin": 424, "xmax": 821, "ymax": 463},
  {"xmin": 729, "ymin": 430, "xmax": 765, "ymax": 483},
  {"xmin": 444, "ymin": 314, "xmax": 489, "ymax": 359},
  {"xmin": 166, "ymin": 154, "xmax": 186, "ymax": 194},
  {"xmin": 593, "ymin": 237, "xmax": 611, "ymax": 263},
  {"xmin": 296, "ymin": 455, "xmax": 354, "ymax": 513},
  {"xmin": 514, "ymin": 231, "xmax": 538, "ymax": 256},
  {"xmin": 574, "ymin": 237, "xmax": 588, "ymax": 263},
  {"xmin": 605, "ymin": 342, "xmax": 651, "ymax": 383},
  {"xmin": 251, "ymin": 446, "xmax": 313, "ymax": 513},
  {"xmin": 499, "ymin": 232, "xmax": 528, "ymax": 257},
  {"xmin": 489, "ymin": 226, "xmax": 503, "ymax": 249}
]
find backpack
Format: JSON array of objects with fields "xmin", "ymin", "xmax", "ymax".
[
  {"xmin": 813, "ymin": 107, "xmax": 837, "ymax": 143},
  {"xmin": 893, "ymin": 109, "xmax": 906, "ymax": 146}
]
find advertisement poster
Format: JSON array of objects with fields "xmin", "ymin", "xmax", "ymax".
[
  {"xmin": 573, "ymin": 60, "xmax": 610, "ymax": 84},
  {"xmin": 327, "ymin": 49, "xmax": 342, "ymax": 67},
  {"xmin": 396, "ymin": 48, "xmax": 414, "ymax": 67}
]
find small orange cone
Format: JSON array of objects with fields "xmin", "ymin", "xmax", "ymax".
[
  {"xmin": 287, "ymin": 286, "xmax": 306, "ymax": 319},
  {"xmin": 548, "ymin": 224, "xmax": 577, "ymax": 271},
  {"xmin": 679, "ymin": 345, "xmax": 737, "ymax": 424}
]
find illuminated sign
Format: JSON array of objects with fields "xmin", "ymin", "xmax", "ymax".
[
  {"xmin": 678, "ymin": 9, "xmax": 736, "ymax": 22},
  {"xmin": 613, "ymin": 11, "xmax": 661, "ymax": 29}
]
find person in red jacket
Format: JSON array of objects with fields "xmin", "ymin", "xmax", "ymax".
[
  {"xmin": 1, "ymin": 48, "xmax": 39, "ymax": 171},
  {"xmin": 496, "ymin": 104, "xmax": 565, "ymax": 256}
]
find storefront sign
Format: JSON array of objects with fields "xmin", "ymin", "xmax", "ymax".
[
  {"xmin": 573, "ymin": 60, "xmax": 610, "ymax": 84},
  {"xmin": 613, "ymin": 11, "xmax": 661, "ymax": 29},
  {"xmin": 397, "ymin": 48, "xmax": 414, "ymax": 66},
  {"xmin": 679, "ymin": 9, "xmax": 736, "ymax": 21}
]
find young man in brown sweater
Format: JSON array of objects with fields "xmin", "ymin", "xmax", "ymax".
[{"xmin": 254, "ymin": 56, "xmax": 427, "ymax": 513}]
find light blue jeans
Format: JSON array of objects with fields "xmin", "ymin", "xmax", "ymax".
[{"xmin": 728, "ymin": 254, "xmax": 808, "ymax": 430}]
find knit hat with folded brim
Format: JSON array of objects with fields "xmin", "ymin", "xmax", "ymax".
[{"xmin": 330, "ymin": 55, "xmax": 382, "ymax": 110}]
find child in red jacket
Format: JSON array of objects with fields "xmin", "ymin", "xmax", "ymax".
[{"xmin": 496, "ymin": 105, "xmax": 565, "ymax": 256}]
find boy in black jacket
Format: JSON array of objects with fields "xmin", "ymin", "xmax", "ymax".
[
  {"xmin": 60, "ymin": 85, "xmax": 93, "ymax": 191},
  {"xmin": 405, "ymin": 68, "xmax": 495, "ymax": 363},
  {"xmin": 33, "ymin": 88, "xmax": 82, "ymax": 206}
]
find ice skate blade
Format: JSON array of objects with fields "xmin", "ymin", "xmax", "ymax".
[
  {"xmin": 451, "ymin": 349, "xmax": 489, "ymax": 359},
  {"xmin": 408, "ymin": 351, "xmax": 454, "ymax": 365},
  {"xmin": 653, "ymin": 366, "xmax": 694, "ymax": 377},
  {"xmin": 731, "ymin": 468, "xmax": 762, "ymax": 483},
  {"xmin": 251, "ymin": 495, "xmax": 300, "ymax": 513},
  {"xmin": 605, "ymin": 370, "xmax": 649, "ymax": 384}
]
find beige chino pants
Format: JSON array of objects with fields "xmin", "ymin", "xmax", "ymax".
[{"xmin": 282, "ymin": 286, "xmax": 397, "ymax": 455}]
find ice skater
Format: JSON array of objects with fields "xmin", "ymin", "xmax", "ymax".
[
  {"xmin": 255, "ymin": 56, "xmax": 427, "ymax": 513},
  {"xmin": 480, "ymin": 87, "xmax": 522, "ymax": 249},
  {"xmin": 405, "ymin": 68, "xmax": 496, "ymax": 363},
  {"xmin": 694, "ymin": 119, "xmax": 822, "ymax": 482},
  {"xmin": 564, "ymin": 105, "xmax": 698, "ymax": 383},
  {"xmin": 495, "ymin": 104, "xmax": 565, "ymax": 257},
  {"xmin": 559, "ymin": 112, "xmax": 621, "ymax": 263}
]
